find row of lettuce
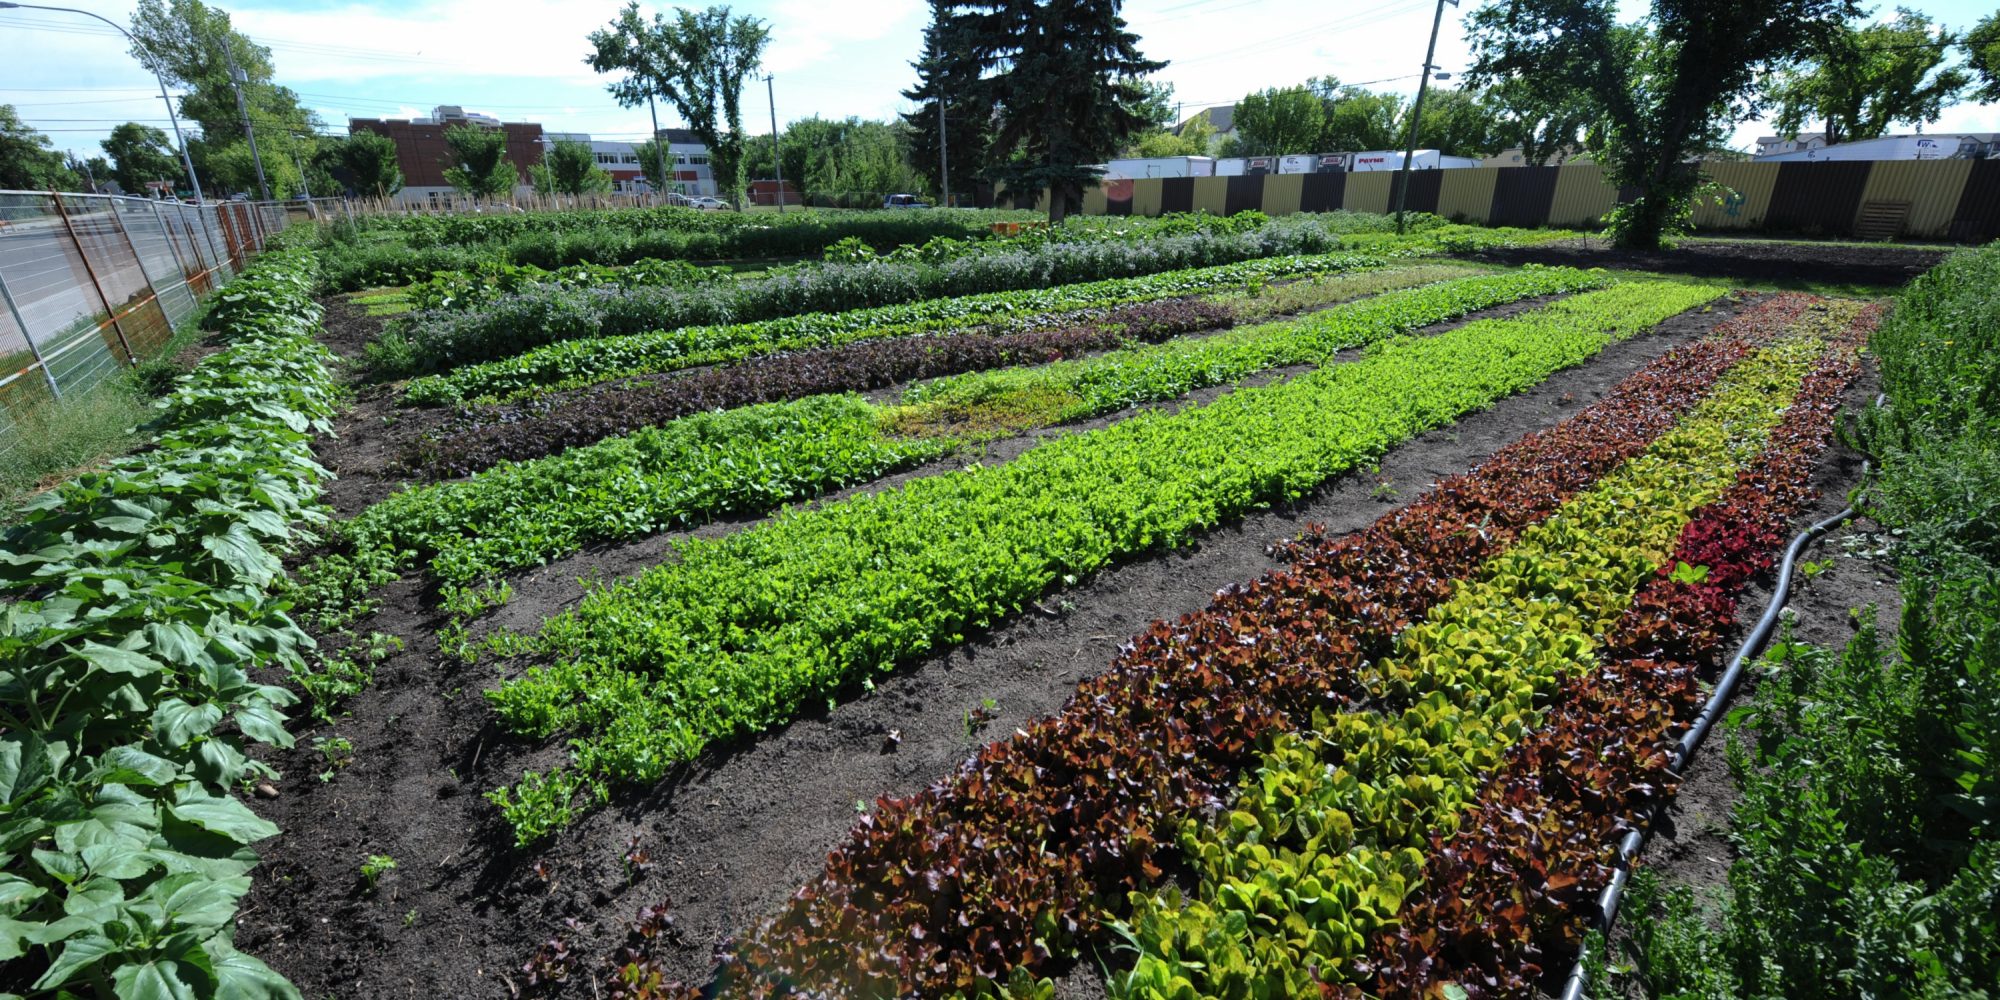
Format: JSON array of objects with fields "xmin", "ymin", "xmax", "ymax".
[
  {"xmin": 369, "ymin": 213, "xmax": 1564, "ymax": 378},
  {"xmin": 648, "ymin": 292, "xmax": 1873, "ymax": 998},
  {"xmin": 463, "ymin": 279, "xmax": 1724, "ymax": 843},
  {"xmin": 0, "ymin": 243, "xmax": 329, "ymax": 998},
  {"xmin": 1614, "ymin": 244, "xmax": 2000, "ymax": 997},
  {"xmin": 297, "ymin": 266, "xmax": 1599, "ymax": 651}
]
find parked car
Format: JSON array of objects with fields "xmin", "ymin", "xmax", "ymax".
[
  {"xmin": 691, "ymin": 196, "xmax": 735, "ymax": 211},
  {"xmin": 883, "ymin": 193, "xmax": 930, "ymax": 209},
  {"xmin": 660, "ymin": 191, "xmax": 695, "ymax": 207}
]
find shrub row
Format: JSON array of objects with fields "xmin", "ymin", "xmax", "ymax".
[
  {"xmin": 0, "ymin": 248, "xmax": 332, "ymax": 1000},
  {"xmin": 686, "ymin": 292, "xmax": 1791, "ymax": 998},
  {"xmin": 399, "ymin": 252, "xmax": 1395, "ymax": 405},
  {"xmin": 1600, "ymin": 248, "xmax": 2000, "ymax": 999},
  {"xmin": 1110, "ymin": 326, "xmax": 1842, "ymax": 998},
  {"xmin": 406, "ymin": 298, "xmax": 1236, "ymax": 477},
  {"xmin": 481, "ymin": 282, "xmax": 1725, "ymax": 845},
  {"xmin": 377, "ymin": 217, "xmax": 1379, "ymax": 375},
  {"xmin": 316, "ymin": 208, "xmax": 1026, "ymax": 291},
  {"xmin": 1350, "ymin": 302, "xmax": 1874, "ymax": 999}
]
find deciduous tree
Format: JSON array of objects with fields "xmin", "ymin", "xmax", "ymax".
[
  {"xmin": 440, "ymin": 124, "xmax": 516, "ymax": 200},
  {"xmin": 0, "ymin": 106, "xmax": 78, "ymax": 190},
  {"xmin": 1465, "ymin": 0, "xmax": 1859, "ymax": 249},
  {"xmin": 532, "ymin": 139, "xmax": 613, "ymax": 196},
  {"xmin": 1769, "ymin": 8, "xmax": 1968, "ymax": 144},
  {"xmin": 586, "ymin": 3, "xmax": 770, "ymax": 200},
  {"xmin": 322, "ymin": 131, "xmax": 403, "ymax": 200},
  {"xmin": 1967, "ymin": 12, "xmax": 2000, "ymax": 102},
  {"xmin": 101, "ymin": 122, "xmax": 181, "ymax": 194},
  {"xmin": 1232, "ymin": 86, "xmax": 1325, "ymax": 156}
]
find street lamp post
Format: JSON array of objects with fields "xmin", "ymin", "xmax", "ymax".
[{"xmin": 0, "ymin": 2, "xmax": 206, "ymax": 204}]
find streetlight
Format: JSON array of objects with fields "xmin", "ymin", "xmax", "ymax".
[{"xmin": 0, "ymin": 1, "xmax": 206, "ymax": 203}]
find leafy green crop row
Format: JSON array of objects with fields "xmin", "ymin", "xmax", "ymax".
[
  {"xmin": 480, "ymin": 281, "xmax": 1725, "ymax": 843},
  {"xmin": 398, "ymin": 252, "xmax": 1395, "ymax": 405},
  {"xmin": 1614, "ymin": 245, "xmax": 2000, "ymax": 999},
  {"xmin": 317, "ymin": 269, "xmax": 1586, "ymax": 640},
  {"xmin": 0, "ymin": 246, "xmax": 331, "ymax": 999},
  {"xmin": 375, "ymin": 216, "xmax": 1386, "ymax": 376},
  {"xmin": 890, "ymin": 266, "xmax": 1605, "ymax": 434},
  {"xmin": 1109, "ymin": 331, "xmax": 1834, "ymax": 998}
]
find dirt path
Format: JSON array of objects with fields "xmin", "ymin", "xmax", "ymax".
[
  {"xmin": 1467, "ymin": 237, "xmax": 1943, "ymax": 288},
  {"xmin": 235, "ymin": 293, "xmax": 1755, "ymax": 1000}
]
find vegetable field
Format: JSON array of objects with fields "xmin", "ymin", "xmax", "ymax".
[{"xmin": 3, "ymin": 205, "xmax": 1986, "ymax": 1000}]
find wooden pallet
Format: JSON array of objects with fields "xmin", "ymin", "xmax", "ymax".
[{"xmin": 1853, "ymin": 200, "xmax": 1911, "ymax": 241}]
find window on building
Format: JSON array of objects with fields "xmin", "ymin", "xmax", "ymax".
[
  {"xmin": 674, "ymin": 153, "xmax": 688, "ymax": 164},
  {"xmin": 596, "ymin": 153, "xmax": 617, "ymax": 164},
  {"xmin": 623, "ymin": 154, "xmax": 639, "ymax": 163},
  {"xmin": 690, "ymin": 154, "xmax": 709, "ymax": 165}
]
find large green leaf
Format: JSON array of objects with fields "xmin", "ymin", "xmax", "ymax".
[
  {"xmin": 153, "ymin": 700, "xmax": 225, "ymax": 750},
  {"xmin": 198, "ymin": 527, "xmax": 280, "ymax": 586},
  {"xmin": 113, "ymin": 957, "xmax": 198, "ymax": 1000},
  {"xmin": 33, "ymin": 930, "xmax": 116, "ymax": 990},
  {"xmin": 165, "ymin": 791, "xmax": 277, "ymax": 845},
  {"xmin": 76, "ymin": 642, "xmax": 164, "ymax": 679},
  {"xmin": 204, "ymin": 936, "xmax": 302, "ymax": 1000}
]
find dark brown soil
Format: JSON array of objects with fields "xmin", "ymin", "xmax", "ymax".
[
  {"xmin": 235, "ymin": 293, "xmax": 1754, "ymax": 1000},
  {"xmin": 1466, "ymin": 237, "xmax": 1944, "ymax": 289}
]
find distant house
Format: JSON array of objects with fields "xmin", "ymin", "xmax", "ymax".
[{"xmin": 1174, "ymin": 105, "xmax": 1236, "ymax": 153}]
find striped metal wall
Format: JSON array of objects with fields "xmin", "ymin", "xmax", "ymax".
[{"xmin": 1083, "ymin": 159, "xmax": 2000, "ymax": 241}]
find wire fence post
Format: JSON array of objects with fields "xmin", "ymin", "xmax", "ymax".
[
  {"xmin": 0, "ymin": 270, "xmax": 60, "ymax": 400},
  {"xmin": 149, "ymin": 199, "xmax": 190, "ymax": 282},
  {"xmin": 49, "ymin": 191, "xmax": 137, "ymax": 366}
]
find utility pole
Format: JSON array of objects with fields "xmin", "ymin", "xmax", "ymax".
[
  {"xmin": 765, "ymin": 73, "xmax": 784, "ymax": 213},
  {"xmin": 937, "ymin": 96, "xmax": 950, "ymax": 208},
  {"xmin": 1394, "ymin": 0, "xmax": 1456, "ymax": 234},
  {"xmin": 646, "ymin": 94, "xmax": 672, "ymax": 201},
  {"xmin": 290, "ymin": 147, "xmax": 316, "ymax": 218},
  {"xmin": 224, "ymin": 45, "xmax": 271, "ymax": 201}
]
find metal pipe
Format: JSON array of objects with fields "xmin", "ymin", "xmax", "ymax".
[
  {"xmin": 1559, "ymin": 402, "xmax": 1886, "ymax": 1000},
  {"xmin": 0, "ymin": 269, "xmax": 61, "ymax": 399}
]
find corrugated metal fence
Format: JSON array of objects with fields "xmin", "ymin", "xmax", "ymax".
[
  {"xmin": 1082, "ymin": 159, "xmax": 2000, "ymax": 242},
  {"xmin": 0, "ymin": 191, "xmax": 291, "ymax": 459}
]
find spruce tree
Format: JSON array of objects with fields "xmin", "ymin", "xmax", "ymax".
[
  {"xmin": 956, "ymin": 0, "xmax": 1164, "ymax": 222},
  {"xmin": 900, "ymin": 0, "xmax": 990, "ymax": 205}
]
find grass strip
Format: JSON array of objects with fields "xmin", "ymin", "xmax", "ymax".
[{"xmin": 481, "ymin": 281, "xmax": 1727, "ymax": 844}]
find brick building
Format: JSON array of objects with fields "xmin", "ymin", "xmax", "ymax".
[{"xmin": 348, "ymin": 105, "xmax": 545, "ymax": 206}]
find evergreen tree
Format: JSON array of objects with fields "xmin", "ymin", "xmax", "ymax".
[
  {"xmin": 956, "ymin": 0, "xmax": 1164, "ymax": 221},
  {"xmin": 900, "ymin": 0, "xmax": 989, "ymax": 204}
]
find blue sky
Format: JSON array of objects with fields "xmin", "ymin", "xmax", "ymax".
[{"xmin": 5, "ymin": 0, "xmax": 1998, "ymax": 161}]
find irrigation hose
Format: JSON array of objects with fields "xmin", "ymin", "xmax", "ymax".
[{"xmin": 1557, "ymin": 393, "xmax": 1886, "ymax": 1000}]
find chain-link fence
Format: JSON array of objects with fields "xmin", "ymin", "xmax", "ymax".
[{"xmin": 0, "ymin": 191, "xmax": 292, "ymax": 458}]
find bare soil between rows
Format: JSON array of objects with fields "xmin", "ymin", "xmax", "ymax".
[
  {"xmin": 235, "ymin": 291, "xmax": 1761, "ymax": 1000},
  {"xmin": 1466, "ymin": 236, "xmax": 1945, "ymax": 289}
]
